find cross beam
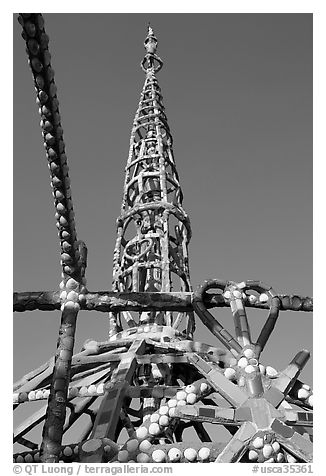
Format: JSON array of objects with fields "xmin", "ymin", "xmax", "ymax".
[{"xmin": 13, "ymin": 291, "xmax": 313, "ymax": 313}]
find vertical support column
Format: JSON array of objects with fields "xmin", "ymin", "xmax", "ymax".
[{"xmin": 84, "ymin": 339, "xmax": 146, "ymax": 459}]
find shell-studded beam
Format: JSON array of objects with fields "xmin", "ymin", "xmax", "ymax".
[
  {"xmin": 17, "ymin": 14, "xmax": 86, "ymax": 277},
  {"xmin": 18, "ymin": 13, "xmax": 89, "ymax": 463},
  {"xmin": 13, "ymin": 290, "xmax": 313, "ymax": 313}
]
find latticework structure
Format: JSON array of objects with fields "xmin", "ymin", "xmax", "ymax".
[{"xmin": 14, "ymin": 14, "xmax": 313, "ymax": 464}]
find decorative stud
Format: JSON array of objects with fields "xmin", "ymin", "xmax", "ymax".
[
  {"xmin": 137, "ymin": 452, "xmax": 150, "ymax": 463},
  {"xmin": 243, "ymin": 348, "xmax": 255, "ymax": 359},
  {"xmin": 252, "ymin": 437, "xmax": 264, "ymax": 449},
  {"xmin": 152, "ymin": 449, "xmax": 166, "ymax": 462},
  {"xmin": 168, "ymin": 447, "xmax": 182, "ymax": 462},
  {"xmin": 186, "ymin": 392, "xmax": 197, "ymax": 404},
  {"xmin": 259, "ymin": 293, "xmax": 269, "ymax": 303},
  {"xmin": 159, "ymin": 415, "xmax": 169, "ymax": 426},
  {"xmin": 238, "ymin": 357, "xmax": 248, "ymax": 368},
  {"xmin": 117, "ymin": 450, "xmax": 129, "ymax": 462},
  {"xmin": 248, "ymin": 450, "xmax": 258, "ymax": 461},
  {"xmin": 249, "ymin": 294, "xmax": 257, "ymax": 304},
  {"xmin": 298, "ymin": 388, "xmax": 310, "ymax": 400},
  {"xmin": 266, "ymin": 366, "xmax": 278, "ymax": 378},
  {"xmin": 126, "ymin": 439, "xmax": 139, "ymax": 453},
  {"xmin": 198, "ymin": 447, "xmax": 210, "ymax": 461},
  {"xmin": 184, "ymin": 448, "xmax": 197, "ymax": 462},
  {"xmin": 135, "ymin": 427, "xmax": 148, "ymax": 439},
  {"xmin": 148, "ymin": 423, "xmax": 161, "ymax": 435},
  {"xmin": 262, "ymin": 444, "xmax": 273, "ymax": 459},
  {"xmin": 139, "ymin": 439, "xmax": 151, "ymax": 452},
  {"xmin": 150, "ymin": 413, "xmax": 160, "ymax": 423}
]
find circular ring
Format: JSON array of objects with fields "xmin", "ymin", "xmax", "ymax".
[{"xmin": 123, "ymin": 238, "xmax": 153, "ymax": 262}]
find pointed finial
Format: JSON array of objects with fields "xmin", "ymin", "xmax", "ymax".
[
  {"xmin": 148, "ymin": 22, "xmax": 154, "ymax": 37},
  {"xmin": 141, "ymin": 24, "xmax": 163, "ymax": 74},
  {"xmin": 144, "ymin": 23, "xmax": 157, "ymax": 54}
]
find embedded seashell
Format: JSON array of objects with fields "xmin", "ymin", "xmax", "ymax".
[
  {"xmin": 150, "ymin": 413, "xmax": 160, "ymax": 423},
  {"xmin": 139, "ymin": 439, "xmax": 151, "ymax": 452},
  {"xmin": 148, "ymin": 423, "xmax": 161, "ymax": 435},
  {"xmin": 184, "ymin": 448, "xmax": 197, "ymax": 462},
  {"xmin": 200, "ymin": 382, "xmax": 208, "ymax": 392},
  {"xmin": 238, "ymin": 357, "xmax": 248, "ymax": 368},
  {"xmin": 118, "ymin": 450, "xmax": 129, "ymax": 462},
  {"xmin": 252, "ymin": 437, "xmax": 264, "ymax": 449},
  {"xmin": 43, "ymin": 389, "xmax": 50, "ymax": 398},
  {"xmin": 248, "ymin": 450, "xmax": 258, "ymax": 461},
  {"xmin": 28, "ymin": 391, "xmax": 36, "ymax": 401},
  {"xmin": 233, "ymin": 290, "xmax": 242, "ymax": 298},
  {"xmin": 262, "ymin": 444, "xmax": 273, "ymax": 459},
  {"xmin": 87, "ymin": 385, "xmax": 97, "ymax": 395},
  {"xmin": 249, "ymin": 294, "xmax": 257, "ymax": 304},
  {"xmin": 224, "ymin": 368, "xmax": 236, "ymax": 380},
  {"xmin": 259, "ymin": 293, "xmax": 269, "ymax": 303},
  {"xmin": 83, "ymin": 340, "xmax": 99, "ymax": 353},
  {"xmin": 168, "ymin": 407, "xmax": 177, "ymax": 417},
  {"xmin": 223, "ymin": 290, "xmax": 231, "ymax": 299},
  {"xmin": 25, "ymin": 454, "xmax": 33, "ymax": 463},
  {"xmin": 63, "ymin": 301, "xmax": 75, "ymax": 311},
  {"xmin": 35, "ymin": 390, "xmax": 44, "ymax": 400},
  {"xmin": 176, "ymin": 391, "xmax": 187, "ymax": 400},
  {"xmin": 126, "ymin": 439, "xmax": 139, "ymax": 453},
  {"xmin": 185, "ymin": 385, "xmax": 196, "ymax": 394},
  {"xmin": 168, "ymin": 447, "xmax": 182, "ymax": 462},
  {"xmin": 245, "ymin": 365, "xmax": 256, "ymax": 374},
  {"xmin": 167, "ymin": 399, "xmax": 177, "ymax": 408},
  {"xmin": 66, "ymin": 291, "xmax": 79, "ymax": 302},
  {"xmin": 198, "ymin": 447, "xmax": 210, "ymax": 461},
  {"xmin": 137, "ymin": 453, "xmax": 150, "ymax": 463},
  {"xmin": 79, "ymin": 386, "xmax": 88, "ymax": 396},
  {"xmin": 186, "ymin": 392, "xmax": 197, "ymax": 404},
  {"xmin": 276, "ymin": 453, "xmax": 285, "ymax": 462},
  {"xmin": 272, "ymin": 441, "xmax": 280, "ymax": 453},
  {"xmin": 265, "ymin": 457, "xmax": 275, "ymax": 462},
  {"xmin": 159, "ymin": 415, "xmax": 169, "ymax": 427},
  {"xmin": 308, "ymin": 395, "xmax": 313, "ymax": 407},
  {"xmin": 266, "ymin": 366, "xmax": 278, "ymax": 378},
  {"xmin": 298, "ymin": 388, "xmax": 310, "ymax": 400},
  {"xmin": 177, "ymin": 400, "xmax": 186, "ymax": 406},
  {"xmin": 135, "ymin": 427, "xmax": 148, "ymax": 439},
  {"xmin": 66, "ymin": 278, "xmax": 79, "ymax": 290},
  {"xmin": 63, "ymin": 446, "xmax": 73, "ymax": 456},
  {"xmin": 96, "ymin": 383, "xmax": 104, "ymax": 394},
  {"xmin": 152, "ymin": 449, "xmax": 166, "ymax": 463},
  {"xmin": 159, "ymin": 406, "xmax": 169, "ymax": 415},
  {"xmin": 243, "ymin": 348, "xmax": 255, "ymax": 359}
]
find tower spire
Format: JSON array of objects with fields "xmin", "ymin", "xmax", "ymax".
[{"xmin": 110, "ymin": 27, "xmax": 194, "ymax": 337}]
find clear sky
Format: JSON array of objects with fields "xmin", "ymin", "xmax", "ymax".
[{"xmin": 13, "ymin": 13, "xmax": 312, "ymax": 444}]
